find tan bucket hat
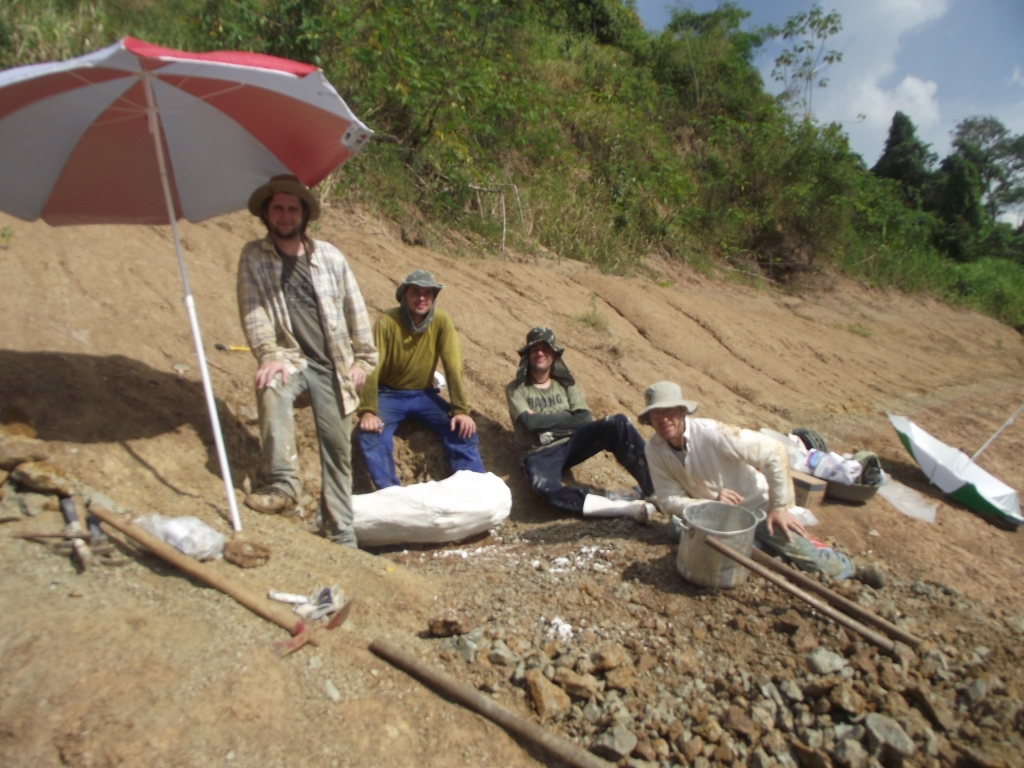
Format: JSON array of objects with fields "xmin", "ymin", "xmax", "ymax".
[
  {"xmin": 638, "ymin": 381, "xmax": 698, "ymax": 425},
  {"xmin": 247, "ymin": 174, "xmax": 321, "ymax": 221}
]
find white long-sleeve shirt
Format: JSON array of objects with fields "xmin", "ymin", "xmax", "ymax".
[{"xmin": 645, "ymin": 417, "xmax": 794, "ymax": 516}]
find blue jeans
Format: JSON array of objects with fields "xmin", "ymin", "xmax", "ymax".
[
  {"xmin": 355, "ymin": 387, "xmax": 484, "ymax": 489},
  {"xmin": 522, "ymin": 415, "xmax": 654, "ymax": 514},
  {"xmin": 754, "ymin": 524, "xmax": 855, "ymax": 580}
]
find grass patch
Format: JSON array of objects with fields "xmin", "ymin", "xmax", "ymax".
[{"xmin": 572, "ymin": 293, "xmax": 611, "ymax": 333}]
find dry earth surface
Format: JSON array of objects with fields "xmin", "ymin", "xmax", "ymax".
[{"xmin": 1, "ymin": 202, "xmax": 1023, "ymax": 768}]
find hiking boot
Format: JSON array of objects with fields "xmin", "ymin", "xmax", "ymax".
[{"xmin": 244, "ymin": 486, "xmax": 297, "ymax": 516}]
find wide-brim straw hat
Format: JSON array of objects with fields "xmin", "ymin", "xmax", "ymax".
[
  {"xmin": 247, "ymin": 175, "xmax": 321, "ymax": 221},
  {"xmin": 638, "ymin": 381, "xmax": 698, "ymax": 425}
]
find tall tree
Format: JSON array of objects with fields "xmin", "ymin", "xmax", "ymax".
[
  {"xmin": 767, "ymin": 5, "xmax": 843, "ymax": 120},
  {"xmin": 871, "ymin": 111, "xmax": 936, "ymax": 207},
  {"xmin": 952, "ymin": 116, "xmax": 1024, "ymax": 221}
]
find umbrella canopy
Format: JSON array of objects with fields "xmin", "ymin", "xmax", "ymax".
[
  {"xmin": 0, "ymin": 38, "xmax": 372, "ymax": 531},
  {"xmin": 888, "ymin": 414, "xmax": 1022, "ymax": 525},
  {"xmin": 0, "ymin": 36, "xmax": 370, "ymax": 224}
]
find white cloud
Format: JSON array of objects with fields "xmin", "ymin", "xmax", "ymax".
[
  {"xmin": 1011, "ymin": 66, "xmax": 1024, "ymax": 88},
  {"xmin": 757, "ymin": 0, "xmax": 950, "ymax": 162}
]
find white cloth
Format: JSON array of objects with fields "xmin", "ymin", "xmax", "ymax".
[{"xmin": 646, "ymin": 418, "xmax": 794, "ymax": 517}]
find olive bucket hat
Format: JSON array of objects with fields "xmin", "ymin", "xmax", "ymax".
[
  {"xmin": 517, "ymin": 326, "xmax": 564, "ymax": 357},
  {"xmin": 247, "ymin": 174, "xmax": 321, "ymax": 221},
  {"xmin": 638, "ymin": 381, "xmax": 699, "ymax": 425},
  {"xmin": 395, "ymin": 269, "xmax": 444, "ymax": 303}
]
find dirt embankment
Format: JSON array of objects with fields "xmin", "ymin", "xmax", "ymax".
[{"xmin": 0, "ymin": 204, "xmax": 1022, "ymax": 767}]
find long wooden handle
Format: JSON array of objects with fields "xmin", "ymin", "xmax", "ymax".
[
  {"xmin": 369, "ymin": 639, "xmax": 614, "ymax": 768},
  {"xmin": 88, "ymin": 504, "xmax": 302, "ymax": 635},
  {"xmin": 703, "ymin": 537, "xmax": 897, "ymax": 654},
  {"xmin": 750, "ymin": 548, "xmax": 921, "ymax": 648}
]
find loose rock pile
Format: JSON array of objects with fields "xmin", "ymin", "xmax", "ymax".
[{"xmin": 406, "ymin": 527, "xmax": 1024, "ymax": 768}]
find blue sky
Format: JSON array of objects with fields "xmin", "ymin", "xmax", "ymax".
[{"xmin": 633, "ymin": 0, "xmax": 1024, "ymax": 170}]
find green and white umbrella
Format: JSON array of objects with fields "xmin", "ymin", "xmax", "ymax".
[{"xmin": 888, "ymin": 414, "xmax": 1022, "ymax": 525}]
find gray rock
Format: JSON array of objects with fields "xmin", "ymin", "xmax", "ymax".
[
  {"xmin": 864, "ymin": 713, "xmax": 916, "ymax": 760},
  {"xmin": 590, "ymin": 725, "xmax": 638, "ymax": 761},
  {"xmin": 488, "ymin": 639, "xmax": 518, "ymax": 667},
  {"xmin": 511, "ymin": 660, "xmax": 525, "ymax": 684},
  {"xmin": 761, "ymin": 680, "xmax": 785, "ymax": 706},
  {"xmin": 834, "ymin": 738, "xmax": 869, "ymax": 768},
  {"xmin": 781, "ymin": 679, "xmax": 805, "ymax": 702},
  {"xmin": 964, "ymin": 678, "xmax": 987, "ymax": 706},
  {"xmin": 438, "ymin": 636, "xmax": 458, "ymax": 653},
  {"xmin": 749, "ymin": 746, "xmax": 777, "ymax": 768},
  {"xmin": 17, "ymin": 492, "xmax": 51, "ymax": 517},
  {"xmin": 693, "ymin": 757, "xmax": 711, "ymax": 768},
  {"xmin": 807, "ymin": 649, "xmax": 847, "ymax": 675},
  {"xmin": 457, "ymin": 634, "xmax": 479, "ymax": 663},
  {"xmin": 583, "ymin": 699, "xmax": 602, "ymax": 724}
]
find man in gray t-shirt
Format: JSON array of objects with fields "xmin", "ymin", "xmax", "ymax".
[{"xmin": 505, "ymin": 327, "xmax": 653, "ymax": 515}]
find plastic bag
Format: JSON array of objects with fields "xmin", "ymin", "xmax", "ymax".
[{"xmin": 134, "ymin": 514, "xmax": 226, "ymax": 560}]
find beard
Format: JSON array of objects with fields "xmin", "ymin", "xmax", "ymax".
[{"xmin": 269, "ymin": 222, "xmax": 302, "ymax": 241}]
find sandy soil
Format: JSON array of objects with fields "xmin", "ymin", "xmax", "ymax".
[{"xmin": 0, "ymin": 202, "xmax": 1022, "ymax": 767}]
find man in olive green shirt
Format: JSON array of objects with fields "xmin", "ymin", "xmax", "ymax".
[
  {"xmin": 356, "ymin": 270, "xmax": 484, "ymax": 488},
  {"xmin": 506, "ymin": 327, "xmax": 653, "ymax": 515}
]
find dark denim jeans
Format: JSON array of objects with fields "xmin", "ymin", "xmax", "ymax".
[
  {"xmin": 356, "ymin": 387, "xmax": 484, "ymax": 489},
  {"xmin": 522, "ymin": 414, "xmax": 654, "ymax": 514}
]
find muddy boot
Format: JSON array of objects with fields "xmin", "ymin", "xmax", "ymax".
[{"xmin": 244, "ymin": 486, "xmax": 297, "ymax": 516}]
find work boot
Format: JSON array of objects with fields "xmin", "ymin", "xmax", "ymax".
[{"xmin": 244, "ymin": 486, "xmax": 297, "ymax": 516}]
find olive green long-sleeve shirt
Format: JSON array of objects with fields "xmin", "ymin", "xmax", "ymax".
[{"xmin": 357, "ymin": 307, "xmax": 470, "ymax": 416}]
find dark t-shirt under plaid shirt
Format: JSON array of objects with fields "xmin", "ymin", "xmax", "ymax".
[{"xmin": 278, "ymin": 249, "xmax": 332, "ymax": 368}]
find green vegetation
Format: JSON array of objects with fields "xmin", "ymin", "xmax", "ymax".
[
  {"xmin": 572, "ymin": 293, "xmax": 612, "ymax": 334},
  {"xmin": 3, "ymin": 0, "xmax": 1023, "ymax": 331}
]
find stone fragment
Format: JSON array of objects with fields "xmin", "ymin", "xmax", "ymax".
[
  {"xmin": 713, "ymin": 742, "xmax": 734, "ymax": 763},
  {"xmin": 864, "ymin": 713, "xmax": 916, "ymax": 761},
  {"xmin": 488, "ymin": 639, "xmax": 518, "ymax": 667},
  {"xmin": 684, "ymin": 735, "xmax": 705, "ymax": 761},
  {"xmin": 749, "ymin": 746, "xmax": 777, "ymax": 768},
  {"xmin": 428, "ymin": 609, "xmax": 471, "ymax": 637},
  {"xmin": 807, "ymin": 649, "xmax": 847, "ymax": 675},
  {"xmin": 829, "ymin": 684, "xmax": 866, "ymax": 715},
  {"xmin": 0, "ymin": 436, "xmax": 48, "ymax": 471},
  {"xmin": 695, "ymin": 716, "xmax": 723, "ymax": 744},
  {"xmin": 324, "ymin": 679, "xmax": 341, "ymax": 702},
  {"xmin": 590, "ymin": 725, "xmax": 637, "ymax": 761},
  {"xmin": 906, "ymin": 683, "xmax": 956, "ymax": 732},
  {"xmin": 637, "ymin": 653, "xmax": 657, "ymax": 672},
  {"xmin": 848, "ymin": 648, "xmax": 877, "ymax": 677},
  {"xmin": 553, "ymin": 667, "xmax": 601, "ymax": 699},
  {"xmin": 964, "ymin": 678, "xmax": 988, "ymax": 707},
  {"xmin": 762, "ymin": 730, "xmax": 789, "ymax": 757},
  {"xmin": 10, "ymin": 461, "xmax": 74, "ymax": 496},
  {"xmin": 632, "ymin": 737, "xmax": 657, "ymax": 762},
  {"xmin": 16, "ymin": 492, "xmax": 53, "ymax": 517},
  {"xmin": 693, "ymin": 757, "xmax": 711, "ymax": 768},
  {"xmin": 751, "ymin": 703, "xmax": 776, "ymax": 731},
  {"xmin": 525, "ymin": 668, "xmax": 571, "ymax": 720},
  {"xmin": 780, "ymin": 679, "xmax": 805, "ymax": 702},
  {"xmin": 605, "ymin": 665, "xmax": 634, "ymax": 691},
  {"xmin": 583, "ymin": 699, "xmax": 602, "ymax": 724},
  {"xmin": 791, "ymin": 625, "xmax": 820, "ymax": 653},
  {"xmin": 724, "ymin": 704, "xmax": 756, "ymax": 736},
  {"xmin": 833, "ymin": 739, "xmax": 869, "ymax": 768},
  {"xmin": 591, "ymin": 643, "xmax": 628, "ymax": 671},
  {"xmin": 651, "ymin": 738, "xmax": 670, "ymax": 759},
  {"xmin": 877, "ymin": 661, "xmax": 903, "ymax": 691},
  {"xmin": 804, "ymin": 675, "xmax": 843, "ymax": 698},
  {"xmin": 777, "ymin": 609, "xmax": 805, "ymax": 633},
  {"xmin": 673, "ymin": 648, "xmax": 699, "ymax": 674},
  {"xmin": 457, "ymin": 634, "xmax": 479, "ymax": 663},
  {"xmin": 790, "ymin": 739, "xmax": 832, "ymax": 768}
]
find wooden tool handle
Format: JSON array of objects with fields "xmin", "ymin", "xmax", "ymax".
[
  {"xmin": 704, "ymin": 537, "xmax": 897, "ymax": 654},
  {"xmin": 88, "ymin": 504, "xmax": 302, "ymax": 635}
]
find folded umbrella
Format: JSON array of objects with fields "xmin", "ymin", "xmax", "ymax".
[{"xmin": 888, "ymin": 413, "xmax": 1022, "ymax": 525}]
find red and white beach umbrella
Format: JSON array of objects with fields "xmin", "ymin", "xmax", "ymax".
[{"xmin": 0, "ymin": 37, "xmax": 373, "ymax": 531}]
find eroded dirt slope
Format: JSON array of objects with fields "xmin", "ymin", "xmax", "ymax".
[{"xmin": 1, "ymin": 204, "xmax": 1022, "ymax": 767}]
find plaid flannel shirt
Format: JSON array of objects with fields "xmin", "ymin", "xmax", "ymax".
[{"xmin": 236, "ymin": 235, "xmax": 378, "ymax": 416}]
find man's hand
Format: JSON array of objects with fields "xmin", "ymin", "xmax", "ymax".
[
  {"xmin": 346, "ymin": 365, "xmax": 367, "ymax": 392},
  {"xmin": 451, "ymin": 414, "xmax": 477, "ymax": 439},
  {"xmin": 358, "ymin": 412, "xmax": 383, "ymax": 434},
  {"xmin": 715, "ymin": 488, "xmax": 745, "ymax": 506},
  {"xmin": 255, "ymin": 361, "xmax": 289, "ymax": 389},
  {"xmin": 765, "ymin": 507, "xmax": 807, "ymax": 542}
]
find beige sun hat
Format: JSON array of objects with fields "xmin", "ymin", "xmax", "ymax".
[
  {"xmin": 247, "ymin": 174, "xmax": 321, "ymax": 221},
  {"xmin": 638, "ymin": 381, "xmax": 698, "ymax": 425}
]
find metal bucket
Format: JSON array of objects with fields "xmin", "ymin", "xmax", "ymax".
[{"xmin": 676, "ymin": 502, "xmax": 764, "ymax": 588}]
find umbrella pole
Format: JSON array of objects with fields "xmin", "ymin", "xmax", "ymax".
[
  {"xmin": 143, "ymin": 73, "xmax": 243, "ymax": 532},
  {"xmin": 971, "ymin": 401, "xmax": 1024, "ymax": 462}
]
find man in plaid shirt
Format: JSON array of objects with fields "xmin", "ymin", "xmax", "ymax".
[{"xmin": 237, "ymin": 175, "xmax": 377, "ymax": 547}]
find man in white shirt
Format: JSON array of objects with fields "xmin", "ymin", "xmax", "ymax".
[{"xmin": 640, "ymin": 380, "xmax": 855, "ymax": 579}]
